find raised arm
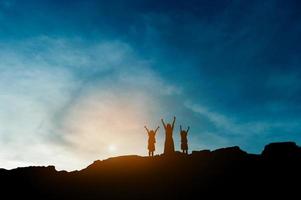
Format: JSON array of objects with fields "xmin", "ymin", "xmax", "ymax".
[
  {"xmin": 186, "ymin": 126, "xmax": 190, "ymax": 133},
  {"xmin": 161, "ymin": 119, "xmax": 166, "ymax": 129},
  {"xmin": 155, "ymin": 126, "xmax": 160, "ymax": 134},
  {"xmin": 180, "ymin": 125, "xmax": 182, "ymax": 132},
  {"xmin": 172, "ymin": 116, "xmax": 176, "ymax": 129},
  {"xmin": 144, "ymin": 126, "xmax": 150, "ymax": 133}
]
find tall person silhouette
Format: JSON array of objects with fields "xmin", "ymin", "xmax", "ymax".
[
  {"xmin": 161, "ymin": 116, "xmax": 176, "ymax": 155},
  {"xmin": 180, "ymin": 125, "xmax": 190, "ymax": 154},
  {"xmin": 144, "ymin": 126, "xmax": 159, "ymax": 156}
]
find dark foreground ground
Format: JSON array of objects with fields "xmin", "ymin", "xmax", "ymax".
[{"xmin": 1, "ymin": 142, "xmax": 301, "ymax": 199}]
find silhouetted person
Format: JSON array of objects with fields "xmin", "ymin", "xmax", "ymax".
[
  {"xmin": 144, "ymin": 126, "xmax": 159, "ymax": 156},
  {"xmin": 161, "ymin": 116, "xmax": 176, "ymax": 155},
  {"xmin": 180, "ymin": 125, "xmax": 190, "ymax": 154}
]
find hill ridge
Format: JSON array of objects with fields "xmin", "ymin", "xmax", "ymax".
[{"xmin": 0, "ymin": 141, "xmax": 300, "ymax": 199}]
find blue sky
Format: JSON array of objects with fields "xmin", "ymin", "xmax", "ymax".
[{"xmin": 0, "ymin": 0, "xmax": 301, "ymax": 170}]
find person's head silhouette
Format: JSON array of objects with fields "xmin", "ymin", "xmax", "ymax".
[
  {"xmin": 148, "ymin": 130, "xmax": 156, "ymax": 138},
  {"xmin": 181, "ymin": 131, "xmax": 187, "ymax": 139},
  {"xmin": 166, "ymin": 124, "xmax": 172, "ymax": 129},
  {"xmin": 161, "ymin": 116, "xmax": 176, "ymax": 133}
]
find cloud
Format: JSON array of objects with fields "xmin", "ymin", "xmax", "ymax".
[
  {"xmin": 184, "ymin": 101, "xmax": 244, "ymax": 134},
  {"xmin": 49, "ymin": 38, "xmax": 183, "ymax": 167},
  {"xmin": 185, "ymin": 101, "xmax": 301, "ymax": 136},
  {"xmin": 0, "ymin": 36, "xmax": 181, "ymax": 170},
  {"xmin": 0, "ymin": 42, "xmax": 81, "ymax": 170}
]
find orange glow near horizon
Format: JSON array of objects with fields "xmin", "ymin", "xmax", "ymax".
[{"xmin": 60, "ymin": 90, "xmax": 158, "ymax": 162}]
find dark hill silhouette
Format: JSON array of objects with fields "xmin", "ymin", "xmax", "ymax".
[{"xmin": 1, "ymin": 142, "xmax": 300, "ymax": 199}]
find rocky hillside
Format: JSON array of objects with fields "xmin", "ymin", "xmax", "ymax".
[{"xmin": 1, "ymin": 142, "xmax": 300, "ymax": 199}]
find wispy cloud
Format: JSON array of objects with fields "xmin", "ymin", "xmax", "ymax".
[
  {"xmin": 185, "ymin": 101, "xmax": 301, "ymax": 137},
  {"xmin": 0, "ymin": 36, "xmax": 181, "ymax": 170}
]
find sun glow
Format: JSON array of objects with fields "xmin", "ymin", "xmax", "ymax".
[
  {"xmin": 59, "ymin": 89, "xmax": 158, "ymax": 162},
  {"xmin": 108, "ymin": 144, "xmax": 117, "ymax": 152}
]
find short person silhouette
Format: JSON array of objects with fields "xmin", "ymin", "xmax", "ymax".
[
  {"xmin": 161, "ymin": 116, "xmax": 176, "ymax": 155},
  {"xmin": 180, "ymin": 125, "xmax": 190, "ymax": 154},
  {"xmin": 144, "ymin": 126, "xmax": 159, "ymax": 156}
]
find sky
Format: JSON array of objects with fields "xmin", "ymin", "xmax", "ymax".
[{"xmin": 0, "ymin": 0, "xmax": 301, "ymax": 171}]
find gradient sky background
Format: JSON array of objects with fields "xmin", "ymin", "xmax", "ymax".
[{"xmin": 0, "ymin": 0, "xmax": 301, "ymax": 171}]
